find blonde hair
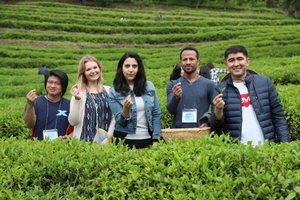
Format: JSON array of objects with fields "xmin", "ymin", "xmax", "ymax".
[{"xmin": 77, "ymin": 55, "xmax": 104, "ymax": 92}]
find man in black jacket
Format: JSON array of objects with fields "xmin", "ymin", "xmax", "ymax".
[{"xmin": 211, "ymin": 45, "xmax": 290, "ymax": 144}]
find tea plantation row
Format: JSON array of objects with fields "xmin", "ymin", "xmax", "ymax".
[{"xmin": 0, "ymin": 2, "xmax": 299, "ymax": 141}]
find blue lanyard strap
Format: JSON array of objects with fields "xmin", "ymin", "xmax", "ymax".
[{"xmin": 45, "ymin": 99, "xmax": 62, "ymax": 130}]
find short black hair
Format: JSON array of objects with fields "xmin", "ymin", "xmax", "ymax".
[
  {"xmin": 224, "ymin": 45, "xmax": 248, "ymax": 60},
  {"xmin": 180, "ymin": 47, "xmax": 199, "ymax": 60},
  {"xmin": 41, "ymin": 63, "xmax": 46, "ymax": 67},
  {"xmin": 44, "ymin": 70, "xmax": 69, "ymax": 97}
]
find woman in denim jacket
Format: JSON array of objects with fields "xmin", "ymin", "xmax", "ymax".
[{"xmin": 109, "ymin": 52, "xmax": 162, "ymax": 149}]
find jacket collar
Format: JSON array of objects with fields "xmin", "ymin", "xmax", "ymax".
[{"xmin": 222, "ymin": 69, "xmax": 258, "ymax": 85}]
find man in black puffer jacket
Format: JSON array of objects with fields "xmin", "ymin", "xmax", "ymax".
[{"xmin": 211, "ymin": 45, "xmax": 290, "ymax": 144}]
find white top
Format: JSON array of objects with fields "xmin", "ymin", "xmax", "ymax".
[
  {"xmin": 125, "ymin": 95, "xmax": 150, "ymax": 140},
  {"xmin": 233, "ymin": 82, "xmax": 265, "ymax": 145}
]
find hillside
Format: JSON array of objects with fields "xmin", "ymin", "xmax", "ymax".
[{"xmin": 0, "ymin": 1, "xmax": 300, "ymax": 139}]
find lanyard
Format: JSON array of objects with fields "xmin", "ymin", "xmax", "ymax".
[{"xmin": 45, "ymin": 99, "xmax": 62, "ymax": 130}]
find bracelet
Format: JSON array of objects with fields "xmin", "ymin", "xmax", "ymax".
[{"xmin": 75, "ymin": 96, "xmax": 81, "ymax": 100}]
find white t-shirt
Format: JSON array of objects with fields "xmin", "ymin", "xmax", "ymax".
[
  {"xmin": 233, "ymin": 82, "xmax": 265, "ymax": 145},
  {"xmin": 125, "ymin": 96, "xmax": 151, "ymax": 140}
]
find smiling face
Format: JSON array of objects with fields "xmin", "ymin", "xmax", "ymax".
[
  {"xmin": 84, "ymin": 61, "xmax": 101, "ymax": 82},
  {"xmin": 224, "ymin": 52, "xmax": 249, "ymax": 82},
  {"xmin": 46, "ymin": 76, "xmax": 62, "ymax": 97},
  {"xmin": 180, "ymin": 50, "xmax": 200, "ymax": 74},
  {"xmin": 122, "ymin": 57, "xmax": 138, "ymax": 86}
]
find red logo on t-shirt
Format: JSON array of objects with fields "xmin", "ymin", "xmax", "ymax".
[{"xmin": 241, "ymin": 93, "xmax": 252, "ymax": 108}]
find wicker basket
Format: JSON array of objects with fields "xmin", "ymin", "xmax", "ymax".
[{"xmin": 161, "ymin": 127, "xmax": 211, "ymax": 140}]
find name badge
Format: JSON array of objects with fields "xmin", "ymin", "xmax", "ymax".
[
  {"xmin": 182, "ymin": 108, "xmax": 197, "ymax": 123},
  {"xmin": 43, "ymin": 129, "xmax": 58, "ymax": 140}
]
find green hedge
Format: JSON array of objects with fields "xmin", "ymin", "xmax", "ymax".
[
  {"xmin": 0, "ymin": 136, "xmax": 299, "ymax": 199},
  {"xmin": 1, "ymin": 27, "xmax": 300, "ymax": 45},
  {"xmin": 1, "ymin": 11, "xmax": 299, "ymax": 28},
  {"xmin": 0, "ymin": 98, "xmax": 31, "ymax": 139},
  {"xmin": 0, "ymin": 2, "xmax": 290, "ymax": 20},
  {"xmin": 0, "ymin": 20, "xmax": 197, "ymax": 35}
]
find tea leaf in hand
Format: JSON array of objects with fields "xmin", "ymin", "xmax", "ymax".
[{"xmin": 219, "ymin": 87, "xmax": 226, "ymax": 94}]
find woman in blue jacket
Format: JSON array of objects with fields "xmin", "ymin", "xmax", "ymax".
[{"xmin": 109, "ymin": 52, "xmax": 162, "ymax": 149}]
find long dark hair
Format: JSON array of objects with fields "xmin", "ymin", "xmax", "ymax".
[
  {"xmin": 206, "ymin": 62, "xmax": 215, "ymax": 70},
  {"xmin": 199, "ymin": 65, "xmax": 211, "ymax": 79},
  {"xmin": 44, "ymin": 70, "xmax": 69, "ymax": 97},
  {"xmin": 170, "ymin": 64, "xmax": 182, "ymax": 81},
  {"xmin": 113, "ymin": 52, "xmax": 147, "ymax": 96}
]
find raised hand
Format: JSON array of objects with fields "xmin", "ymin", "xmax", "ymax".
[
  {"xmin": 26, "ymin": 89, "xmax": 37, "ymax": 106},
  {"xmin": 172, "ymin": 82, "xmax": 182, "ymax": 100},
  {"xmin": 71, "ymin": 84, "xmax": 80, "ymax": 99}
]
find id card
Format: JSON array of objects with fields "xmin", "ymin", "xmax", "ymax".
[
  {"xmin": 182, "ymin": 108, "xmax": 197, "ymax": 123},
  {"xmin": 43, "ymin": 129, "xmax": 58, "ymax": 140}
]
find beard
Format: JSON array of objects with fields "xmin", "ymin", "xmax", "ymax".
[{"xmin": 183, "ymin": 67, "xmax": 196, "ymax": 74}]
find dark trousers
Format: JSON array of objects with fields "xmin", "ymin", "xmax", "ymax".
[{"xmin": 113, "ymin": 130, "xmax": 152, "ymax": 149}]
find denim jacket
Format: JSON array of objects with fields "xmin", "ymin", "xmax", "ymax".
[{"xmin": 109, "ymin": 81, "xmax": 162, "ymax": 140}]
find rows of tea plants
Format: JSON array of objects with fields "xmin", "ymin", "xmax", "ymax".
[
  {"xmin": 0, "ymin": 1, "xmax": 299, "ymax": 140},
  {"xmin": 1, "ymin": 135, "xmax": 300, "ymax": 199}
]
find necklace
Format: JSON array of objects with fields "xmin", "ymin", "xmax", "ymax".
[{"xmin": 45, "ymin": 95, "xmax": 61, "ymax": 103}]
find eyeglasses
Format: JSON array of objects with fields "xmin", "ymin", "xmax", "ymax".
[{"xmin": 47, "ymin": 81, "xmax": 61, "ymax": 86}]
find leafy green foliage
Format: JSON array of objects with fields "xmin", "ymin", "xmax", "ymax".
[{"xmin": 0, "ymin": 136, "xmax": 299, "ymax": 198}]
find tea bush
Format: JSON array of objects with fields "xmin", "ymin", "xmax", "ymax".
[{"xmin": 0, "ymin": 135, "xmax": 299, "ymax": 199}]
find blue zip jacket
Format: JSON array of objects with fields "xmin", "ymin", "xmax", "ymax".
[
  {"xmin": 109, "ymin": 81, "xmax": 162, "ymax": 140},
  {"xmin": 211, "ymin": 70, "xmax": 290, "ymax": 143}
]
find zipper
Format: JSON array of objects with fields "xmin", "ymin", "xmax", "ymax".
[{"xmin": 255, "ymin": 95, "xmax": 263, "ymax": 114}]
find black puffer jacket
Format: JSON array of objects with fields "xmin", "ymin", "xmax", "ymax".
[{"xmin": 211, "ymin": 70, "xmax": 290, "ymax": 143}]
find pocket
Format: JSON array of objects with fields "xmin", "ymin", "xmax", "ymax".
[{"xmin": 147, "ymin": 91, "xmax": 155, "ymax": 106}]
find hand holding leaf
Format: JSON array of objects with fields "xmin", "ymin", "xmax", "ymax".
[{"xmin": 219, "ymin": 87, "xmax": 226, "ymax": 94}]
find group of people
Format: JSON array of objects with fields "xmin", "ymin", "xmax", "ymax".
[
  {"xmin": 25, "ymin": 52, "xmax": 161, "ymax": 149},
  {"xmin": 167, "ymin": 45, "xmax": 289, "ymax": 145},
  {"xmin": 24, "ymin": 45, "xmax": 290, "ymax": 150}
]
